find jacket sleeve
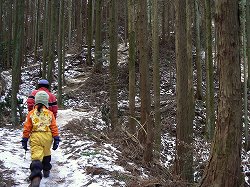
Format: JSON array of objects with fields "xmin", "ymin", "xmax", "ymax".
[
  {"xmin": 22, "ymin": 112, "xmax": 33, "ymax": 138},
  {"xmin": 48, "ymin": 93, "xmax": 58, "ymax": 119},
  {"xmin": 51, "ymin": 104, "xmax": 58, "ymax": 119},
  {"xmin": 50, "ymin": 113, "xmax": 59, "ymax": 137},
  {"xmin": 27, "ymin": 91, "xmax": 36, "ymax": 111}
]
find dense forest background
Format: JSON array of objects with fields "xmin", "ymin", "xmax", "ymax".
[{"xmin": 0, "ymin": 0, "xmax": 249, "ymax": 186}]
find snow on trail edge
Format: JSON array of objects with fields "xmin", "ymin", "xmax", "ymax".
[{"xmin": 0, "ymin": 109, "xmax": 126, "ymax": 187}]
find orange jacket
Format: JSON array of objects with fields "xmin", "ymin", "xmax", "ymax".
[{"xmin": 23, "ymin": 106, "xmax": 59, "ymax": 139}]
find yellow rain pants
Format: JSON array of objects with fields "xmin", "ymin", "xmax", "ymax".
[{"xmin": 30, "ymin": 132, "xmax": 53, "ymax": 161}]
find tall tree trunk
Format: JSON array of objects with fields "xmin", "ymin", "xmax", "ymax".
[
  {"xmin": 32, "ymin": 0, "xmax": 36, "ymax": 46},
  {"xmin": 57, "ymin": 0, "xmax": 64, "ymax": 108},
  {"xmin": 245, "ymin": 0, "xmax": 250, "ymax": 151},
  {"xmin": 175, "ymin": 0, "xmax": 192, "ymax": 182},
  {"xmin": 199, "ymin": 1, "xmax": 242, "ymax": 186},
  {"xmin": 152, "ymin": 0, "xmax": 161, "ymax": 159},
  {"xmin": 242, "ymin": 0, "xmax": 249, "ymax": 149},
  {"xmin": 94, "ymin": 0, "xmax": 102, "ymax": 73},
  {"xmin": 62, "ymin": 12, "xmax": 66, "ymax": 85},
  {"xmin": 161, "ymin": 1, "xmax": 170, "ymax": 43},
  {"xmin": 6, "ymin": 1, "xmax": 13, "ymax": 69},
  {"xmin": 25, "ymin": 0, "xmax": 31, "ymax": 51},
  {"xmin": 137, "ymin": 0, "xmax": 152, "ymax": 163},
  {"xmin": 186, "ymin": 0, "xmax": 194, "ymax": 182},
  {"xmin": 91, "ymin": 0, "xmax": 95, "ymax": 41},
  {"xmin": 137, "ymin": 0, "xmax": 147, "ymax": 145},
  {"xmin": 147, "ymin": 0, "xmax": 152, "ymax": 36},
  {"xmin": 68, "ymin": 0, "xmax": 72, "ymax": 46},
  {"xmin": 205, "ymin": 0, "xmax": 215, "ymax": 140},
  {"xmin": 194, "ymin": 0, "xmax": 203, "ymax": 100},
  {"xmin": 0, "ymin": 0, "xmax": 4, "ymax": 67},
  {"xmin": 0, "ymin": 0, "xmax": 3, "ymax": 121},
  {"xmin": 161, "ymin": 1, "xmax": 166, "ymax": 43},
  {"xmin": 34, "ymin": 0, "xmax": 40, "ymax": 65},
  {"xmin": 72, "ymin": 1, "xmax": 76, "ymax": 30},
  {"xmin": 247, "ymin": 0, "xmax": 250, "ymax": 87},
  {"xmin": 42, "ymin": 0, "xmax": 49, "ymax": 78},
  {"xmin": 124, "ymin": 0, "xmax": 128, "ymax": 47},
  {"xmin": 47, "ymin": 0, "xmax": 55, "ymax": 85},
  {"xmin": 11, "ymin": 0, "xmax": 24, "ymax": 126},
  {"xmin": 109, "ymin": 0, "xmax": 118, "ymax": 130},
  {"xmin": 76, "ymin": 0, "xmax": 83, "ymax": 47},
  {"xmin": 82, "ymin": 0, "xmax": 87, "ymax": 44},
  {"xmin": 128, "ymin": 0, "xmax": 136, "ymax": 134},
  {"xmin": 21, "ymin": 1, "xmax": 26, "ymax": 67},
  {"xmin": 0, "ymin": 0, "xmax": 2, "ymax": 44},
  {"xmin": 104, "ymin": 3, "xmax": 109, "ymax": 42},
  {"xmin": 86, "ymin": 0, "xmax": 93, "ymax": 66}
]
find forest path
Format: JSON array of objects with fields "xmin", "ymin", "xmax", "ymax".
[
  {"xmin": 0, "ymin": 109, "xmax": 126, "ymax": 187},
  {"xmin": 63, "ymin": 70, "xmax": 91, "ymax": 95},
  {"xmin": 0, "ymin": 110, "xmax": 88, "ymax": 187}
]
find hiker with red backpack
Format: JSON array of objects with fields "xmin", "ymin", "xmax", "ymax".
[
  {"xmin": 27, "ymin": 79, "xmax": 58, "ymax": 118},
  {"xmin": 21, "ymin": 91, "xmax": 60, "ymax": 187}
]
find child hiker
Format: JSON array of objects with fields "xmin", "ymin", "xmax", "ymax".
[
  {"xmin": 27, "ymin": 79, "xmax": 58, "ymax": 118},
  {"xmin": 21, "ymin": 91, "xmax": 60, "ymax": 187}
]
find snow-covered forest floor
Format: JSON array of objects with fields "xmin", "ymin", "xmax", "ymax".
[{"xmin": 1, "ymin": 43, "xmax": 250, "ymax": 186}]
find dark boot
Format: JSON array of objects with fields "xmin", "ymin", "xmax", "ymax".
[
  {"xmin": 42, "ymin": 155, "xmax": 52, "ymax": 178},
  {"xmin": 43, "ymin": 170, "xmax": 50, "ymax": 178},
  {"xmin": 29, "ymin": 160, "xmax": 43, "ymax": 181},
  {"xmin": 30, "ymin": 176, "xmax": 41, "ymax": 187}
]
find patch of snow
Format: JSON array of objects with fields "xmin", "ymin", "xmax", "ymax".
[{"xmin": 0, "ymin": 109, "xmax": 127, "ymax": 187}]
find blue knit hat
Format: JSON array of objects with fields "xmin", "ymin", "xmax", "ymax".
[
  {"xmin": 35, "ymin": 91, "xmax": 49, "ymax": 108},
  {"xmin": 38, "ymin": 79, "xmax": 49, "ymax": 85}
]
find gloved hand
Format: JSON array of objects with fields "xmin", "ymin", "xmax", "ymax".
[
  {"xmin": 52, "ymin": 136, "xmax": 60, "ymax": 150},
  {"xmin": 21, "ymin": 137, "xmax": 28, "ymax": 151}
]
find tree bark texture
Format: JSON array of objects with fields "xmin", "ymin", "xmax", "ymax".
[
  {"xmin": 205, "ymin": 0, "xmax": 215, "ymax": 140},
  {"xmin": 137, "ymin": 0, "xmax": 150, "ymax": 145},
  {"xmin": 200, "ymin": 1, "xmax": 242, "ymax": 186},
  {"xmin": 11, "ymin": 0, "xmax": 24, "ymax": 125},
  {"xmin": 152, "ymin": 0, "xmax": 161, "ymax": 159},
  {"xmin": 94, "ymin": 0, "xmax": 102, "ymax": 73},
  {"xmin": 186, "ymin": 0, "xmax": 194, "ymax": 182},
  {"xmin": 42, "ymin": 0, "xmax": 49, "ymax": 78},
  {"xmin": 194, "ymin": 0, "xmax": 203, "ymax": 100},
  {"xmin": 0, "ymin": 0, "xmax": 3, "ymax": 44},
  {"xmin": 137, "ymin": 0, "xmax": 153, "ymax": 163},
  {"xmin": 247, "ymin": 0, "xmax": 250, "ymax": 87},
  {"xmin": 86, "ymin": 0, "xmax": 93, "ymax": 66},
  {"xmin": 57, "ymin": 0, "xmax": 64, "ymax": 108},
  {"xmin": 128, "ymin": 0, "xmax": 136, "ymax": 134},
  {"xmin": 175, "ymin": 0, "xmax": 193, "ymax": 182},
  {"xmin": 109, "ymin": 0, "xmax": 118, "ymax": 130},
  {"xmin": 47, "ymin": 0, "xmax": 55, "ymax": 85}
]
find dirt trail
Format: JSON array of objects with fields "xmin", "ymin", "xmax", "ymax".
[{"xmin": 63, "ymin": 72, "xmax": 91, "ymax": 95}]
